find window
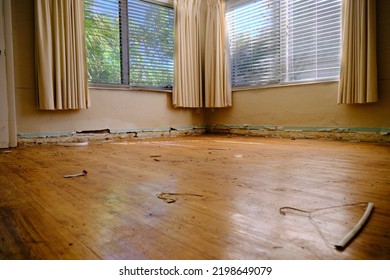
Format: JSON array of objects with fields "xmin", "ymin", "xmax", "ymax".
[
  {"xmin": 84, "ymin": 0, "xmax": 174, "ymax": 89},
  {"xmin": 226, "ymin": 0, "xmax": 342, "ymax": 88}
]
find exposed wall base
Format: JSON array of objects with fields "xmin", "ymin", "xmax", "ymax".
[
  {"xmin": 16, "ymin": 125, "xmax": 390, "ymax": 146},
  {"xmin": 17, "ymin": 126, "xmax": 206, "ymax": 146},
  {"xmin": 208, "ymin": 125, "xmax": 390, "ymax": 143}
]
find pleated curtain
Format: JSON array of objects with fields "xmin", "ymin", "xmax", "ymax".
[
  {"xmin": 338, "ymin": 0, "xmax": 377, "ymax": 104},
  {"xmin": 173, "ymin": 0, "xmax": 203, "ymax": 108},
  {"xmin": 205, "ymin": 0, "xmax": 232, "ymax": 108},
  {"xmin": 35, "ymin": 0, "xmax": 89, "ymax": 110}
]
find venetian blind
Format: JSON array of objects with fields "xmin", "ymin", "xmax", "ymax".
[
  {"xmin": 226, "ymin": 0, "xmax": 281, "ymax": 87},
  {"xmin": 128, "ymin": 0, "xmax": 174, "ymax": 88},
  {"xmin": 84, "ymin": 0, "xmax": 174, "ymax": 89},
  {"xmin": 226, "ymin": 0, "xmax": 341, "ymax": 88},
  {"xmin": 280, "ymin": 0, "xmax": 342, "ymax": 82},
  {"xmin": 84, "ymin": 0, "xmax": 121, "ymax": 84}
]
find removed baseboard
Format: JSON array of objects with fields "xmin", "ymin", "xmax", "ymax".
[
  {"xmin": 16, "ymin": 125, "xmax": 390, "ymax": 146},
  {"xmin": 207, "ymin": 125, "xmax": 390, "ymax": 143},
  {"xmin": 17, "ymin": 126, "xmax": 206, "ymax": 146}
]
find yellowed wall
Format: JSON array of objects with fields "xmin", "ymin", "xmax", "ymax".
[
  {"xmin": 11, "ymin": 0, "xmax": 390, "ymax": 138},
  {"xmin": 12, "ymin": 0, "xmax": 205, "ymax": 136},
  {"xmin": 208, "ymin": 80, "xmax": 390, "ymax": 130}
]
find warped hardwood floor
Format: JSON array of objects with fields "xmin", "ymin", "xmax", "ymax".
[{"xmin": 0, "ymin": 135, "xmax": 389, "ymax": 260}]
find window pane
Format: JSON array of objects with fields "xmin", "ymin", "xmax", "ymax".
[
  {"xmin": 226, "ymin": 0, "xmax": 341, "ymax": 88},
  {"xmin": 226, "ymin": 0, "xmax": 281, "ymax": 87},
  {"xmin": 85, "ymin": 0, "xmax": 121, "ymax": 84},
  {"xmin": 128, "ymin": 0, "xmax": 174, "ymax": 88},
  {"xmin": 280, "ymin": 0, "xmax": 342, "ymax": 82}
]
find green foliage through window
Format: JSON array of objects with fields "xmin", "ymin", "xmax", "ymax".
[{"xmin": 84, "ymin": 0, "xmax": 174, "ymax": 89}]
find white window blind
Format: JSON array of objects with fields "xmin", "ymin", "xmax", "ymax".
[
  {"xmin": 226, "ymin": 0, "xmax": 341, "ymax": 88},
  {"xmin": 129, "ymin": 0, "xmax": 174, "ymax": 88},
  {"xmin": 84, "ymin": 0, "xmax": 174, "ymax": 89},
  {"xmin": 226, "ymin": 0, "xmax": 281, "ymax": 87},
  {"xmin": 280, "ymin": 0, "xmax": 341, "ymax": 82}
]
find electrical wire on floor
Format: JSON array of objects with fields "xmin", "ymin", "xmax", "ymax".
[{"xmin": 279, "ymin": 202, "xmax": 374, "ymax": 250}]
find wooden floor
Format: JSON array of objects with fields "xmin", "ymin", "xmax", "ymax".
[{"xmin": 1, "ymin": 135, "xmax": 389, "ymax": 260}]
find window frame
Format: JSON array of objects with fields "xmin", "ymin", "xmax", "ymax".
[{"xmin": 85, "ymin": 0, "xmax": 174, "ymax": 92}]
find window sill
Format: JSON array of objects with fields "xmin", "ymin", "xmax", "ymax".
[
  {"xmin": 88, "ymin": 84, "xmax": 172, "ymax": 94},
  {"xmin": 232, "ymin": 79, "xmax": 339, "ymax": 92}
]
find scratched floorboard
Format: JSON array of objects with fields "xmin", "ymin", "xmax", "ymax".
[{"xmin": 0, "ymin": 135, "xmax": 389, "ymax": 259}]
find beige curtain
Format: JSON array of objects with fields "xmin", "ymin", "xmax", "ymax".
[
  {"xmin": 35, "ymin": 0, "xmax": 89, "ymax": 110},
  {"xmin": 205, "ymin": 0, "xmax": 231, "ymax": 108},
  {"xmin": 173, "ymin": 0, "xmax": 203, "ymax": 108},
  {"xmin": 338, "ymin": 0, "xmax": 377, "ymax": 104}
]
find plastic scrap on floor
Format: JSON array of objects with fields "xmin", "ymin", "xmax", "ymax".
[
  {"xmin": 58, "ymin": 142, "xmax": 89, "ymax": 147},
  {"xmin": 64, "ymin": 170, "xmax": 88, "ymax": 178}
]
